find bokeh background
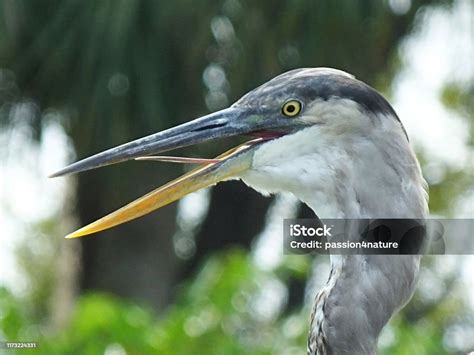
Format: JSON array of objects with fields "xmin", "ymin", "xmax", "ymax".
[{"xmin": 0, "ymin": 0, "xmax": 472, "ymax": 354}]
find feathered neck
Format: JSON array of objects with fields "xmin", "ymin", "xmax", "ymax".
[
  {"xmin": 307, "ymin": 253, "xmax": 422, "ymax": 355},
  {"xmin": 238, "ymin": 114, "xmax": 428, "ymax": 354},
  {"xmin": 303, "ymin": 148, "xmax": 427, "ymax": 354}
]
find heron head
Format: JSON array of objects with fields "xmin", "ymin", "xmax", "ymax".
[{"xmin": 51, "ymin": 67, "xmax": 407, "ymax": 238}]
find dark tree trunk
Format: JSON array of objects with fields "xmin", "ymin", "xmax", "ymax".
[
  {"xmin": 182, "ymin": 181, "xmax": 273, "ymax": 279},
  {"xmin": 76, "ymin": 163, "xmax": 182, "ymax": 310}
]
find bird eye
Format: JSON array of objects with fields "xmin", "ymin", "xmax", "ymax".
[{"xmin": 282, "ymin": 99, "xmax": 302, "ymax": 117}]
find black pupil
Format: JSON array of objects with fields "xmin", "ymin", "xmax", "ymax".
[{"xmin": 286, "ymin": 104, "xmax": 296, "ymax": 113}]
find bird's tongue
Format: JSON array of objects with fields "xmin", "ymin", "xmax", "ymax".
[
  {"xmin": 134, "ymin": 133, "xmax": 280, "ymax": 165},
  {"xmin": 64, "ymin": 139, "xmax": 264, "ymax": 238},
  {"xmin": 135, "ymin": 156, "xmax": 222, "ymax": 164}
]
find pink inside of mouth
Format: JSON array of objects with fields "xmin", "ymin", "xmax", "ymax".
[{"xmin": 249, "ymin": 130, "xmax": 286, "ymax": 140}]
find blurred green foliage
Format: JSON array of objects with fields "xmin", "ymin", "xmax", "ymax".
[
  {"xmin": 440, "ymin": 82, "xmax": 474, "ymax": 147},
  {"xmin": 1, "ymin": 250, "xmax": 470, "ymax": 354},
  {"xmin": 426, "ymin": 81, "xmax": 474, "ymax": 215}
]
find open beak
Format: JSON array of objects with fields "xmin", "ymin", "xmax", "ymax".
[{"xmin": 50, "ymin": 107, "xmax": 291, "ymax": 238}]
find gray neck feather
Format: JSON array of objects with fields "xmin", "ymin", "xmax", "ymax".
[
  {"xmin": 307, "ymin": 254, "xmax": 421, "ymax": 355},
  {"xmin": 305, "ymin": 128, "xmax": 427, "ymax": 355}
]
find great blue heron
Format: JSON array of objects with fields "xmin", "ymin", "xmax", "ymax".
[{"xmin": 51, "ymin": 68, "xmax": 428, "ymax": 354}]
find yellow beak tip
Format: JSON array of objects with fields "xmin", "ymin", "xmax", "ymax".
[{"xmin": 65, "ymin": 230, "xmax": 89, "ymax": 239}]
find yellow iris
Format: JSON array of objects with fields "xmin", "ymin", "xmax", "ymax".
[{"xmin": 282, "ymin": 99, "xmax": 302, "ymax": 117}]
